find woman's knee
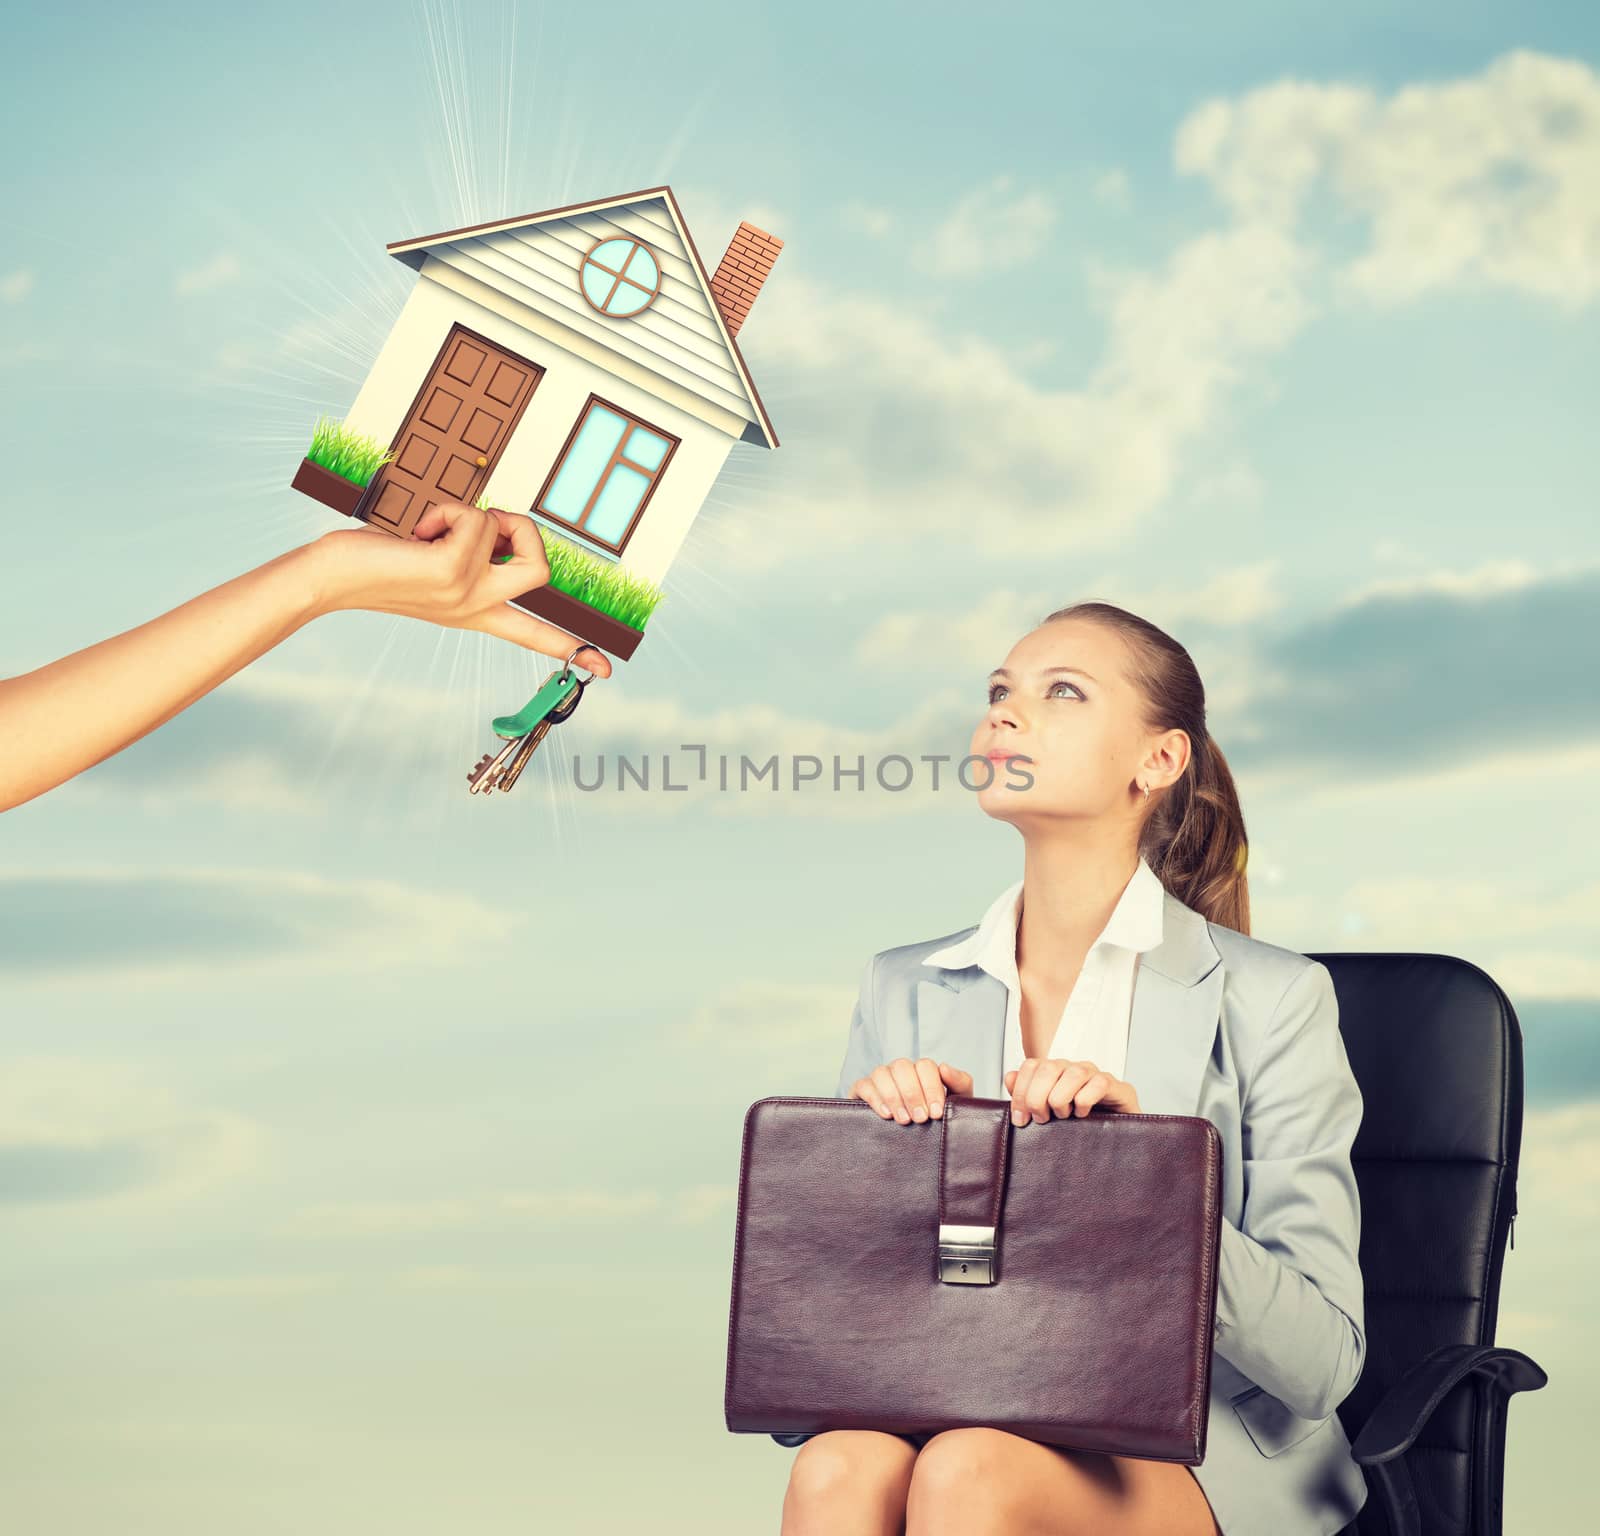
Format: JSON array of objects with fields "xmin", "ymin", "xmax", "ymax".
[
  {"xmin": 906, "ymin": 1428, "xmax": 1016, "ymax": 1501},
  {"xmin": 786, "ymin": 1429, "xmax": 917, "ymax": 1507}
]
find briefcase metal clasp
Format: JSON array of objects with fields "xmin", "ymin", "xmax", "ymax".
[{"xmin": 938, "ymin": 1222, "xmax": 997, "ymax": 1284}]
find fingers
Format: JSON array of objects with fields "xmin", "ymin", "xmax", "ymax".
[
  {"xmin": 860, "ymin": 1058, "xmax": 943, "ymax": 1124},
  {"xmin": 1009, "ymin": 1060, "xmax": 1121, "ymax": 1124},
  {"xmin": 410, "ymin": 500, "xmax": 477, "ymax": 543},
  {"xmin": 471, "ymin": 505, "xmax": 501, "ymax": 569},
  {"xmin": 486, "ymin": 508, "xmax": 551, "ymax": 591},
  {"xmin": 1049, "ymin": 1069, "xmax": 1113, "ymax": 1119},
  {"xmin": 462, "ymin": 603, "xmax": 615, "ymax": 676},
  {"xmin": 938, "ymin": 1060, "xmax": 974, "ymax": 1096},
  {"xmin": 1014, "ymin": 1058, "xmax": 1077, "ymax": 1125}
]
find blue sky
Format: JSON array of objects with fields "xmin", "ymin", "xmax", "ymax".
[{"xmin": 2, "ymin": 1, "xmax": 1597, "ymax": 1529}]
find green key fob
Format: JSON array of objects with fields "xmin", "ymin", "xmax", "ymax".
[{"xmin": 492, "ymin": 670, "xmax": 580, "ymax": 738}]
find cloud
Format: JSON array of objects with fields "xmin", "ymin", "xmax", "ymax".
[
  {"xmin": 1175, "ymin": 48, "xmax": 1600, "ymax": 306},
  {"xmin": 709, "ymin": 215, "xmax": 1314, "ymax": 572},
  {"xmin": 0, "ymin": 1057, "xmax": 261, "ymax": 1206},
  {"xmin": 1, "ymin": 269, "xmax": 34, "ymax": 302},
  {"xmin": 914, "ymin": 174, "xmax": 1059, "ymax": 278},
  {"xmin": 66, "ymin": 663, "xmax": 460, "ymax": 814},
  {"xmin": 681, "ymin": 979, "xmax": 857, "ymax": 1052},
  {"xmin": 1224, "ymin": 559, "xmax": 1600, "ymax": 775},
  {"xmin": 1521, "ymin": 1000, "xmax": 1600, "ymax": 1101},
  {"xmin": 280, "ymin": 1182, "xmax": 733, "ymax": 1238},
  {"xmin": 702, "ymin": 51, "xmax": 1599, "ymax": 577},
  {"xmin": 840, "ymin": 200, "xmax": 895, "ymax": 239},
  {"xmin": 853, "ymin": 562, "xmax": 1285, "ymax": 670},
  {"xmin": 0, "ymin": 865, "xmax": 515, "ymax": 987},
  {"xmin": 175, "ymin": 253, "xmax": 242, "ymax": 296},
  {"xmin": 1519, "ymin": 1099, "xmax": 1600, "ymax": 1226},
  {"xmin": 1092, "ymin": 168, "xmax": 1132, "ymax": 212}
]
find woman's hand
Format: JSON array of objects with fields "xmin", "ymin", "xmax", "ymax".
[
  {"xmin": 847, "ymin": 1058, "xmax": 974, "ymax": 1122},
  {"xmin": 1004, "ymin": 1058, "xmax": 1142, "ymax": 1126},
  {"xmin": 304, "ymin": 501, "xmax": 613, "ymax": 676}
]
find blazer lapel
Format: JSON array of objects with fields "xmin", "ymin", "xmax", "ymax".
[{"xmin": 915, "ymin": 888, "xmax": 1224, "ymax": 1115}]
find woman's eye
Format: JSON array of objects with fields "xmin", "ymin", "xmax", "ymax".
[{"xmin": 986, "ymin": 681, "xmax": 1081, "ymax": 703}]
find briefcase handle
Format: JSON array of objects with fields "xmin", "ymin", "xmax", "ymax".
[{"xmin": 937, "ymin": 1096, "xmax": 1013, "ymax": 1286}]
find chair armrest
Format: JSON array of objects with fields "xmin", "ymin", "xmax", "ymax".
[
  {"xmin": 1349, "ymin": 1343, "xmax": 1547, "ymax": 1536},
  {"xmin": 1352, "ymin": 1343, "xmax": 1547, "ymax": 1462}
]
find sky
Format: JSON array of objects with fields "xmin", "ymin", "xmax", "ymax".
[{"xmin": 2, "ymin": 0, "xmax": 1598, "ymax": 1529}]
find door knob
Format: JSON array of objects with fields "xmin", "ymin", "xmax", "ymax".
[{"xmin": 474, "ymin": 455, "xmax": 488, "ymax": 468}]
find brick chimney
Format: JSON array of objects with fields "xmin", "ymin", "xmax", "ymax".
[{"xmin": 708, "ymin": 221, "xmax": 783, "ymax": 338}]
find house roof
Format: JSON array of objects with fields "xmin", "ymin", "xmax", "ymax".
[{"xmin": 387, "ymin": 185, "xmax": 778, "ymax": 449}]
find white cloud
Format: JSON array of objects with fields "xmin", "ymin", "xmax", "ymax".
[
  {"xmin": 914, "ymin": 173, "xmax": 1059, "ymax": 278},
  {"xmin": 1520, "ymin": 1100, "xmax": 1600, "ymax": 1224},
  {"xmin": 1335, "ymin": 556, "xmax": 1548, "ymax": 606},
  {"xmin": 175, "ymin": 252, "xmax": 242, "ymax": 296},
  {"xmin": 710, "ymin": 216, "xmax": 1315, "ymax": 573},
  {"xmin": 707, "ymin": 51, "xmax": 1600, "ymax": 578},
  {"xmin": 1175, "ymin": 48, "xmax": 1600, "ymax": 306},
  {"xmin": 681, "ymin": 979, "xmax": 857, "ymax": 1052},
  {"xmin": 840, "ymin": 200, "xmax": 895, "ymax": 239},
  {"xmin": 1092, "ymin": 168, "xmax": 1133, "ymax": 212},
  {"xmin": 0, "ymin": 1056, "xmax": 263, "ymax": 1205},
  {"xmin": 854, "ymin": 563, "xmax": 1284, "ymax": 671},
  {"xmin": 280, "ymin": 1181, "xmax": 732, "ymax": 1237},
  {"xmin": 0, "ymin": 863, "xmax": 517, "ymax": 988},
  {"xmin": 1, "ymin": 269, "xmax": 35, "ymax": 302}
]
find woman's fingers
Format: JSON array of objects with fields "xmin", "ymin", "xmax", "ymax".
[
  {"xmin": 866, "ymin": 1064, "xmax": 905, "ymax": 1121},
  {"xmin": 1050, "ymin": 1069, "xmax": 1112, "ymax": 1118},
  {"xmin": 938, "ymin": 1061, "xmax": 974, "ymax": 1097},
  {"xmin": 913, "ymin": 1057, "xmax": 945, "ymax": 1118},
  {"xmin": 462, "ymin": 603, "xmax": 614, "ymax": 675},
  {"xmin": 486, "ymin": 507, "xmax": 552, "ymax": 593},
  {"xmin": 888, "ymin": 1058, "xmax": 930, "ymax": 1122},
  {"xmin": 1009, "ymin": 1058, "xmax": 1039, "ymax": 1124}
]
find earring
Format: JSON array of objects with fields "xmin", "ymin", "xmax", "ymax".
[{"xmin": 1139, "ymin": 782, "xmax": 1150, "ymax": 800}]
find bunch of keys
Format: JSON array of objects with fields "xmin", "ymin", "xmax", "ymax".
[{"xmin": 468, "ymin": 645, "xmax": 599, "ymax": 796}]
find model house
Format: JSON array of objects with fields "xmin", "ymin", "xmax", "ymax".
[{"xmin": 290, "ymin": 185, "xmax": 782, "ymax": 661}]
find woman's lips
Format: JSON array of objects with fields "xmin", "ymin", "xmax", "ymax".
[{"xmin": 987, "ymin": 749, "xmax": 1024, "ymax": 761}]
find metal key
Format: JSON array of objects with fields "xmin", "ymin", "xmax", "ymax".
[
  {"xmin": 467, "ymin": 647, "xmax": 597, "ymax": 797},
  {"xmin": 468, "ymin": 732, "xmax": 525, "ymax": 794},
  {"xmin": 494, "ymin": 672, "xmax": 587, "ymax": 794}
]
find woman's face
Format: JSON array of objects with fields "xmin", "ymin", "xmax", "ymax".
[{"xmin": 969, "ymin": 618, "xmax": 1161, "ymax": 827}]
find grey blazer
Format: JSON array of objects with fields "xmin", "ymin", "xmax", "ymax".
[{"xmin": 833, "ymin": 882, "xmax": 1370, "ymax": 1536}]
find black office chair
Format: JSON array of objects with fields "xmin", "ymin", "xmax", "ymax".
[{"xmin": 1313, "ymin": 951, "xmax": 1547, "ymax": 1536}]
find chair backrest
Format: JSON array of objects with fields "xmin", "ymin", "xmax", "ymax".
[{"xmin": 1308, "ymin": 952, "xmax": 1525, "ymax": 1536}]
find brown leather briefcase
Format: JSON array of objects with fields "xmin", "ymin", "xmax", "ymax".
[{"xmin": 724, "ymin": 1093, "xmax": 1223, "ymax": 1463}]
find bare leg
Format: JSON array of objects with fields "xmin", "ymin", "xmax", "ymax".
[
  {"xmin": 782, "ymin": 1430, "xmax": 921, "ymax": 1536},
  {"xmin": 905, "ymin": 1428, "xmax": 1222, "ymax": 1536}
]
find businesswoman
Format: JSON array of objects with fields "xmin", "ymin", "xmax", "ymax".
[{"xmin": 782, "ymin": 602, "xmax": 1368, "ymax": 1536}]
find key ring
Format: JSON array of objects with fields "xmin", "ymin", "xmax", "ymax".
[{"xmin": 563, "ymin": 644, "xmax": 604, "ymax": 681}]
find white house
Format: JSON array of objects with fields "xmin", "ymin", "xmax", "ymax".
[{"xmin": 290, "ymin": 185, "xmax": 782, "ymax": 661}]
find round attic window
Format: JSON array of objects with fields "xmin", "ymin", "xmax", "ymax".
[{"xmin": 579, "ymin": 237, "xmax": 662, "ymax": 318}]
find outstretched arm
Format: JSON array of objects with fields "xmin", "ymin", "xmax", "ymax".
[{"xmin": 0, "ymin": 505, "xmax": 609, "ymax": 813}]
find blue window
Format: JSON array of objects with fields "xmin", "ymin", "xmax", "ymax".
[
  {"xmin": 535, "ymin": 398, "xmax": 677, "ymax": 553},
  {"xmin": 579, "ymin": 237, "xmax": 662, "ymax": 318}
]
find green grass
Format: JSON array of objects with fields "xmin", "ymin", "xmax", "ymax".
[
  {"xmin": 476, "ymin": 497, "xmax": 663, "ymax": 632},
  {"xmin": 306, "ymin": 416, "xmax": 396, "ymax": 487}
]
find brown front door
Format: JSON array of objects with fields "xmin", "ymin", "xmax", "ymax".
[{"xmin": 360, "ymin": 324, "xmax": 542, "ymax": 538}]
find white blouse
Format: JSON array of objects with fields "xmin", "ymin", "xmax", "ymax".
[{"xmin": 922, "ymin": 855, "xmax": 1167, "ymax": 1087}]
